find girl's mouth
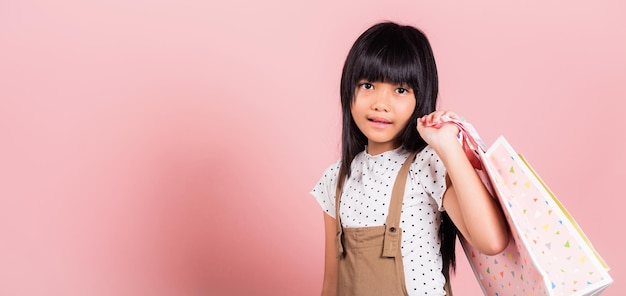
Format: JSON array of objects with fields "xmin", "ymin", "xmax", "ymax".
[
  {"xmin": 368, "ymin": 117, "xmax": 392, "ymax": 128},
  {"xmin": 368, "ymin": 117, "xmax": 391, "ymax": 124}
]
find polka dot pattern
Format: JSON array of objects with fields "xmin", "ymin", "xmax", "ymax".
[{"xmin": 311, "ymin": 146, "xmax": 449, "ymax": 295}]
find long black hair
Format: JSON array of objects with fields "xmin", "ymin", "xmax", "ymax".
[{"xmin": 337, "ymin": 21, "xmax": 457, "ymax": 287}]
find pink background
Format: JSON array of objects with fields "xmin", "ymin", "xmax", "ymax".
[{"xmin": 1, "ymin": 1, "xmax": 624, "ymax": 295}]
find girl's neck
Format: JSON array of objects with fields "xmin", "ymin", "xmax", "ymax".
[{"xmin": 366, "ymin": 142, "xmax": 402, "ymax": 156}]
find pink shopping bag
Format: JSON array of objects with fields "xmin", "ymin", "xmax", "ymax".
[{"xmin": 442, "ymin": 118, "xmax": 613, "ymax": 296}]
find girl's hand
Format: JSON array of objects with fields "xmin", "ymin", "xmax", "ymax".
[{"xmin": 416, "ymin": 110, "xmax": 460, "ymax": 150}]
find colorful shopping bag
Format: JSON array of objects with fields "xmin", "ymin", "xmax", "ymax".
[{"xmin": 442, "ymin": 118, "xmax": 613, "ymax": 296}]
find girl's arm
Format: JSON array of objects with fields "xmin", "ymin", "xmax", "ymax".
[
  {"xmin": 417, "ymin": 111, "xmax": 509, "ymax": 255},
  {"xmin": 321, "ymin": 212, "xmax": 338, "ymax": 296}
]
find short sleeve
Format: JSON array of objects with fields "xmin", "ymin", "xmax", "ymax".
[
  {"xmin": 413, "ymin": 146, "xmax": 448, "ymax": 211},
  {"xmin": 310, "ymin": 160, "xmax": 341, "ymax": 218}
]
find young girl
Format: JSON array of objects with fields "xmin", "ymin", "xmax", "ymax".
[{"xmin": 310, "ymin": 22, "xmax": 509, "ymax": 295}]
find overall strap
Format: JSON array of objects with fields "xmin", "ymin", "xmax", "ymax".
[
  {"xmin": 382, "ymin": 150, "xmax": 417, "ymax": 257},
  {"xmin": 334, "ymin": 167, "xmax": 345, "ymax": 257}
]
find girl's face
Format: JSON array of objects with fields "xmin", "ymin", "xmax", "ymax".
[{"xmin": 351, "ymin": 80, "xmax": 416, "ymax": 155}]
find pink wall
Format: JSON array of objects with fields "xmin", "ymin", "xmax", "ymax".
[{"xmin": 1, "ymin": 1, "xmax": 624, "ymax": 295}]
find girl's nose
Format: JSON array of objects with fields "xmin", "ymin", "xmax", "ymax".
[
  {"xmin": 373, "ymin": 102, "xmax": 389, "ymax": 112},
  {"xmin": 372, "ymin": 91, "xmax": 390, "ymax": 112}
]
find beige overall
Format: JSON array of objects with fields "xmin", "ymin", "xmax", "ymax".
[{"xmin": 334, "ymin": 151, "xmax": 452, "ymax": 296}]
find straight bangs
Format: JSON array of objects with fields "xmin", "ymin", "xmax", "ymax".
[{"xmin": 350, "ymin": 44, "xmax": 421, "ymax": 91}]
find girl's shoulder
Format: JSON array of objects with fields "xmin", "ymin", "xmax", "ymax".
[
  {"xmin": 410, "ymin": 145, "xmax": 445, "ymax": 170},
  {"xmin": 315, "ymin": 159, "xmax": 342, "ymax": 188},
  {"xmin": 412, "ymin": 145, "xmax": 440, "ymax": 160},
  {"xmin": 322, "ymin": 159, "xmax": 341, "ymax": 177}
]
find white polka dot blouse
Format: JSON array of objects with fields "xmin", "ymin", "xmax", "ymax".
[{"xmin": 311, "ymin": 145, "xmax": 449, "ymax": 295}]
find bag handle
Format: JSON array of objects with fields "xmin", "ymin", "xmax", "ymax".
[
  {"xmin": 436, "ymin": 116, "xmax": 486, "ymax": 170},
  {"xmin": 436, "ymin": 116, "xmax": 498, "ymax": 199}
]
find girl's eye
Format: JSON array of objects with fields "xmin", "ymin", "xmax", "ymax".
[
  {"xmin": 359, "ymin": 82, "xmax": 373, "ymax": 90},
  {"xmin": 396, "ymin": 87, "xmax": 410, "ymax": 94}
]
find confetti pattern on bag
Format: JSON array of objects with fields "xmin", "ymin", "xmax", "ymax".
[
  {"xmin": 463, "ymin": 147, "xmax": 548, "ymax": 296},
  {"xmin": 463, "ymin": 137, "xmax": 612, "ymax": 296}
]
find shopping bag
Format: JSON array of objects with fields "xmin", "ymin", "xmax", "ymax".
[{"xmin": 441, "ymin": 117, "xmax": 613, "ymax": 296}]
